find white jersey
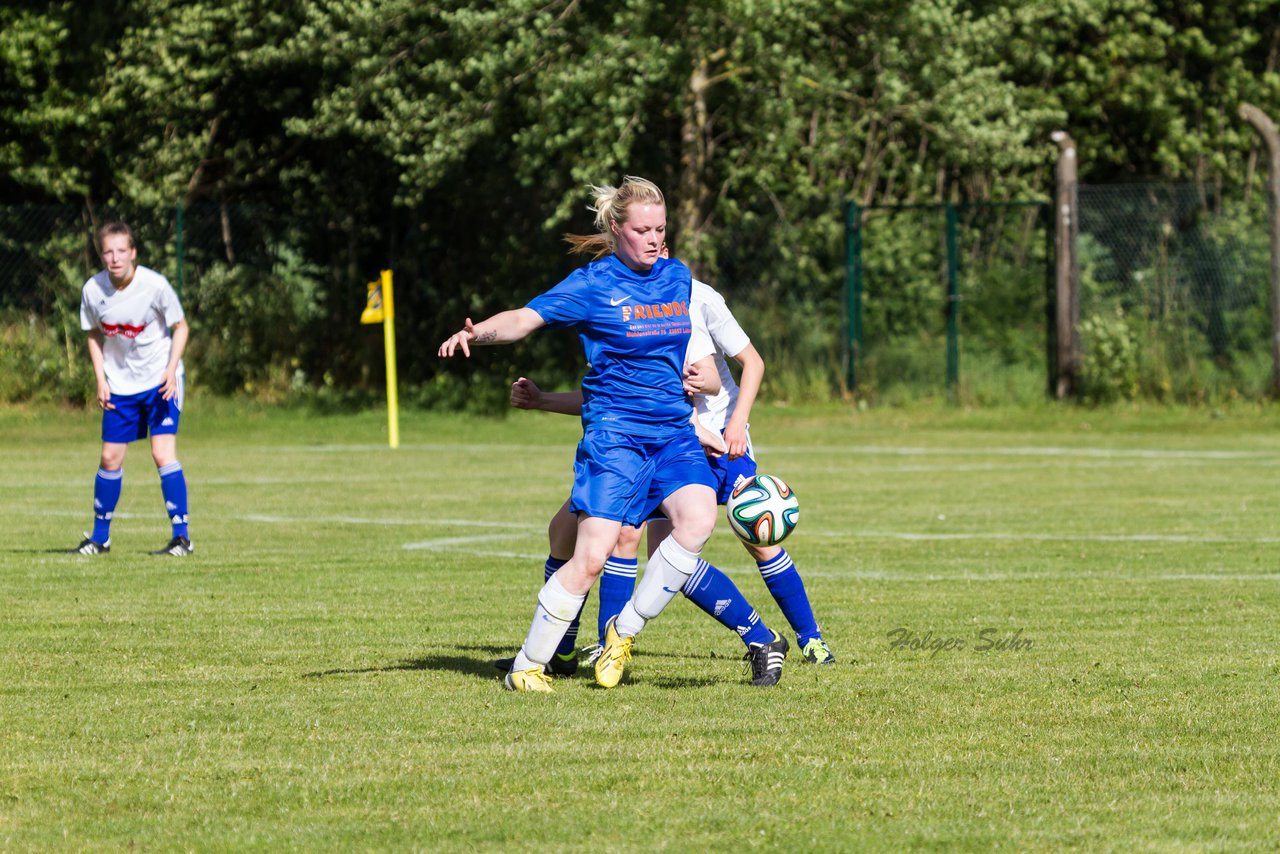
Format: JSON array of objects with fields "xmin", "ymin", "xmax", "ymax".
[
  {"xmin": 685, "ymin": 279, "xmax": 751, "ymax": 434},
  {"xmin": 80, "ymin": 265, "xmax": 186, "ymax": 395}
]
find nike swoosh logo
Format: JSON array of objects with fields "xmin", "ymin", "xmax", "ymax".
[
  {"xmin": 662, "ymin": 586, "xmax": 680, "ymax": 594},
  {"xmin": 610, "ymin": 295, "xmax": 631, "ymax": 306}
]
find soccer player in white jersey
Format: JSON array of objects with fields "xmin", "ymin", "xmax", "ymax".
[
  {"xmin": 74, "ymin": 222, "xmax": 193, "ymax": 557},
  {"xmin": 509, "ymin": 274, "xmax": 835, "ymax": 670},
  {"xmin": 654, "ymin": 276, "xmax": 834, "ymax": 664},
  {"xmin": 438, "ymin": 176, "xmax": 788, "ymax": 691}
]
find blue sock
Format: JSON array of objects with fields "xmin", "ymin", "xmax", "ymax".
[
  {"xmin": 543, "ymin": 557, "xmax": 579, "ymax": 659},
  {"xmin": 92, "ymin": 467, "xmax": 123, "ymax": 544},
  {"xmin": 758, "ymin": 549, "xmax": 821, "ymax": 646},
  {"xmin": 597, "ymin": 556, "xmax": 637, "ymax": 644},
  {"xmin": 683, "ymin": 560, "xmax": 773, "ymax": 648},
  {"xmin": 158, "ymin": 462, "xmax": 189, "ymax": 540}
]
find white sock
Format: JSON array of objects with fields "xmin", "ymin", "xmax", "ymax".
[
  {"xmin": 512, "ymin": 574, "xmax": 587, "ymax": 671},
  {"xmin": 614, "ymin": 535, "xmax": 699, "ymax": 636}
]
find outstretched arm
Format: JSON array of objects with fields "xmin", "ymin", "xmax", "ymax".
[
  {"xmin": 724, "ymin": 343, "xmax": 763, "ymax": 460},
  {"xmin": 438, "ymin": 308, "xmax": 545, "ymax": 357}
]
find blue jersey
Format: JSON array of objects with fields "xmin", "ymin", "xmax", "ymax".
[{"xmin": 526, "ymin": 255, "xmax": 693, "ymax": 437}]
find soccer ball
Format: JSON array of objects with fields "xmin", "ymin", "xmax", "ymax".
[{"xmin": 726, "ymin": 474, "xmax": 799, "ymax": 546}]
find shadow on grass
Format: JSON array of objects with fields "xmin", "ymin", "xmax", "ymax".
[
  {"xmin": 305, "ymin": 653, "xmax": 499, "ymax": 680},
  {"xmin": 647, "ymin": 676, "xmax": 723, "ymax": 689}
]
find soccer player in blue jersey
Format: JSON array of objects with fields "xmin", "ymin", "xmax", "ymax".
[
  {"xmin": 438, "ymin": 176, "xmax": 788, "ymax": 692},
  {"xmin": 74, "ymin": 222, "xmax": 193, "ymax": 556},
  {"xmin": 508, "ymin": 275, "xmax": 835, "ymax": 668}
]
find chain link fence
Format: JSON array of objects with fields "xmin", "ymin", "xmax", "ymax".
[
  {"xmin": 3, "ymin": 187, "xmax": 1275, "ymax": 406},
  {"xmin": 1076, "ymin": 184, "xmax": 1271, "ymax": 401},
  {"xmin": 847, "ymin": 201, "xmax": 1053, "ymax": 404}
]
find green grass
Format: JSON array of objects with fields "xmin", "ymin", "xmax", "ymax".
[{"xmin": 3, "ymin": 399, "xmax": 1280, "ymax": 851}]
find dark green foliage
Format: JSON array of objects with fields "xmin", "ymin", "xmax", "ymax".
[{"xmin": 1, "ymin": 0, "xmax": 1278, "ymax": 404}]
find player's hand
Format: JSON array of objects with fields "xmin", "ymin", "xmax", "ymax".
[
  {"xmin": 683, "ymin": 362, "xmax": 709, "ymax": 396},
  {"xmin": 510, "ymin": 376, "xmax": 543, "ymax": 410},
  {"xmin": 438, "ymin": 318, "xmax": 477, "ymax": 357},
  {"xmin": 724, "ymin": 423, "xmax": 748, "ymax": 460},
  {"xmin": 158, "ymin": 369, "xmax": 179, "ymax": 401},
  {"xmin": 694, "ymin": 419, "xmax": 727, "ymax": 458},
  {"xmin": 96, "ymin": 378, "xmax": 115, "ymax": 411}
]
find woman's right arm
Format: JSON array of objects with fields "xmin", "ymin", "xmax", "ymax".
[
  {"xmin": 438, "ymin": 308, "xmax": 545, "ymax": 357},
  {"xmin": 87, "ymin": 330, "xmax": 114, "ymax": 410}
]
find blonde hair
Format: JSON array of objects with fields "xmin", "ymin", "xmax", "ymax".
[{"xmin": 564, "ymin": 175, "xmax": 666, "ymax": 259}]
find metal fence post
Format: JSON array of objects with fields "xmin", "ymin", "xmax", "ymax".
[
  {"xmin": 1042, "ymin": 202, "xmax": 1057, "ymax": 397},
  {"xmin": 944, "ymin": 202, "xmax": 959, "ymax": 393},
  {"xmin": 845, "ymin": 200, "xmax": 863, "ymax": 392}
]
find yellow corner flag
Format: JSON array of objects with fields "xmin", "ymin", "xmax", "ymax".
[
  {"xmin": 361, "ymin": 281, "xmax": 385, "ymax": 325},
  {"xmin": 360, "ymin": 270, "xmax": 399, "ymax": 448}
]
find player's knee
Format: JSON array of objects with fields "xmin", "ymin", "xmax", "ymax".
[
  {"xmin": 691, "ymin": 501, "xmax": 719, "ymax": 539},
  {"xmin": 613, "ymin": 525, "xmax": 643, "ymax": 559},
  {"xmin": 673, "ymin": 511, "xmax": 716, "ymax": 552},
  {"xmin": 559, "ymin": 555, "xmax": 606, "ymax": 590}
]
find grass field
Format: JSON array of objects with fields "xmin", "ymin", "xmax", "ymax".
[{"xmin": 3, "ymin": 399, "xmax": 1280, "ymax": 851}]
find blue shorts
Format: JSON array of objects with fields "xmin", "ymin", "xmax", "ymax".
[
  {"xmin": 569, "ymin": 427, "xmax": 717, "ymax": 526},
  {"xmin": 102, "ymin": 383, "xmax": 183, "ymax": 444},
  {"xmin": 707, "ymin": 446, "xmax": 759, "ymax": 505}
]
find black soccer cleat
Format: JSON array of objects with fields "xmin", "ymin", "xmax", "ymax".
[
  {"xmin": 494, "ymin": 651, "xmax": 579, "ymax": 677},
  {"xmin": 745, "ymin": 630, "xmax": 789, "ymax": 687},
  {"xmin": 151, "ymin": 536, "xmax": 194, "ymax": 556},
  {"xmin": 74, "ymin": 534, "xmax": 110, "ymax": 555}
]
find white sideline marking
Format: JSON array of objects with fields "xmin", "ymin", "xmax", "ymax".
[
  {"xmin": 804, "ymin": 530, "xmax": 1280, "ymax": 544},
  {"xmin": 18, "ymin": 508, "xmax": 545, "ymax": 530},
  {"xmin": 402, "ymin": 534, "xmax": 528, "ymax": 550},
  {"xmin": 240, "ymin": 514, "xmax": 543, "ymax": 530},
  {"xmin": 18, "ymin": 508, "xmax": 1280, "ymax": 544},
  {"xmin": 770, "ymin": 569, "xmax": 1280, "ymax": 583},
  {"xmin": 409, "ymin": 543, "xmax": 1280, "ymax": 582},
  {"xmin": 761, "ymin": 445, "xmax": 1278, "ymax": 460},
  {"xmin": 246, "ymin": 442, "xmax": 1280, "ymax": 461}
]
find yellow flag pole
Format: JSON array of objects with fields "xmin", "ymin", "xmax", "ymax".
[{"xmin": 380, "ymin": 269, "xmax": 400, "ymax": 449}]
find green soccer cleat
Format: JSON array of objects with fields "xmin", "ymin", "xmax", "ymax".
[
  {"xmin": 504, "ymin": 666, "xmax": 555, "ymax": 693},
  {"xmin": 593, "ymin": 617, "xmax": 634, "ymax": 689},
  {"xmin": 801, "ymin": 637, "xmax": 836, "ymax": 665}
]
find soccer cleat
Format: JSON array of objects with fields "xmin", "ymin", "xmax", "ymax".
[
  {"xmin": 801, "ymin": 637, "xmax": 836, "ymax": 665},
  {"xmin": 504, "ymin": 666, "xmax": 555, "ymax": 693},
  {"xmin": 593, "ymin": 617, "xmax": 634, "ymax": 689},
  {"xmin": 74, "ymin": 534, "xmax": 110, "ymax": 555},
  {"xmin": 151, "ymin": 536, "xmax": 194, "ymax": 556},
  {"xmin": 581, "ymin": 644, "xmax": 604, "ymax": 666},
  {"xmin": 744, "ymin": 630, "xmax": 789, "ymax": 687},
  {"xmin": 493, "ymin": 651, "xmax": 578, "ymax": 677}
]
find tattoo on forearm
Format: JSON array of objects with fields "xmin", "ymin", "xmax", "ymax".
[{"xmin": 475, "ymin": 330, "xmax": 497, "ymax": 344}]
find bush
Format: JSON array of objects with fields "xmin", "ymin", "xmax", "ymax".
[
  {"xmin": 1079, "ymin": 309, "xmax": 1139, "ymax": 403},
  {"xmin": 0, "ymin": 312, "xmax": 93, "ymax": 405}
]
